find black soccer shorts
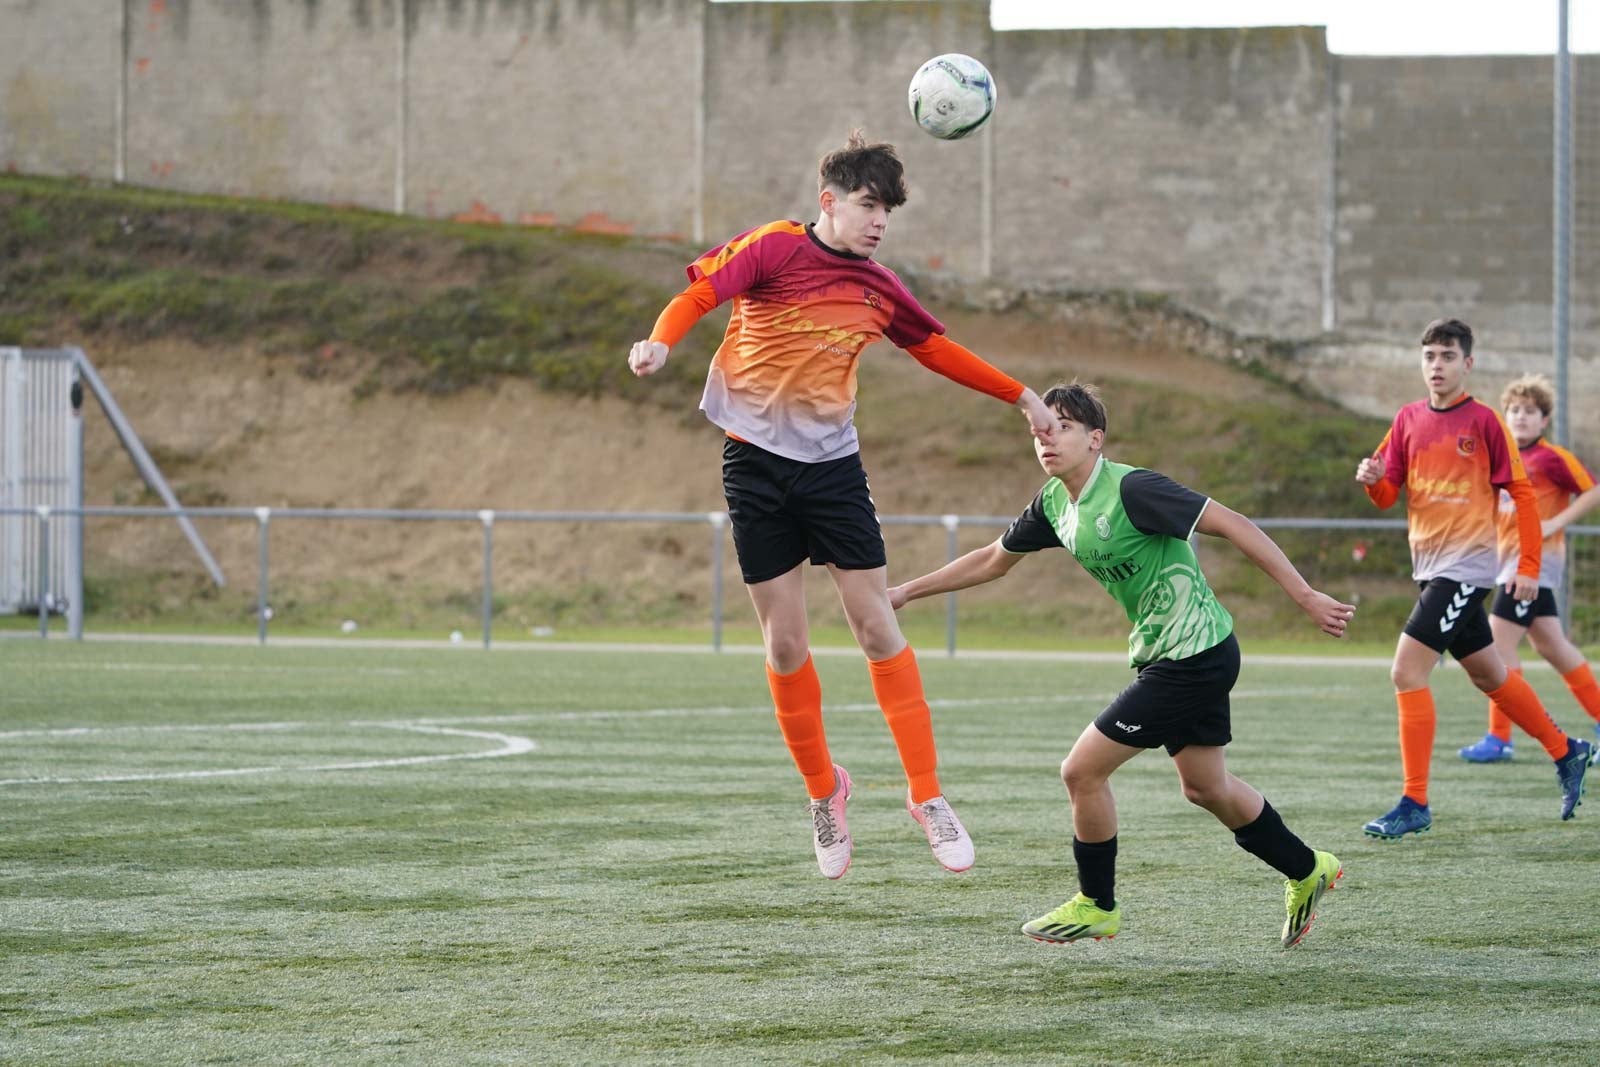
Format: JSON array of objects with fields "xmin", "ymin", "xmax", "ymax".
[
  {"xmin": 1490, "ymin": 586, "xmax": 1560, "ymax": 627},
  {"xmin": 1093, "ymin": 633, "xmax": 1240, "ymax": 756},
  {"xmin": 1402, "ymin": 578, "xmax": 1494, "ymax": 658},
  {"xmin": 720, "ymin": 437, "xmax": 887, "ymax": 585}
]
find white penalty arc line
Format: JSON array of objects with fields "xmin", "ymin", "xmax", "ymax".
[{"xmin": 0, "ymin": 723, "xmax": 536, "ymax": 787}]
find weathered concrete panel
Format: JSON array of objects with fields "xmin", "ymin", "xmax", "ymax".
[
  {"xmin": 994, "ymin": 27, "xmax": 1332, "ymax": 338},
  {"xmin": 1337, "ymin": 55, "xmax": 1600, "ymax": 355},
  {"xmin": 702, "ymin": 1, "xmax": 991, "ymax": 277},
  {"xmin": 126, "ymin": 0, "xmax": 397, "ymax": 208},
  {"xmin": 406, "ymin": 0, "xmax": 702, "ymax": 235},
  {"xmin": 0, "ymin": 0, "xmax": 119, "ymax": 178}
]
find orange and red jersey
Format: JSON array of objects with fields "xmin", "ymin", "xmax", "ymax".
[
  {"xmin": 654, "ymin": 220, "xmax": 1021, "ymax": 463},
  {"xmin": 1494, "ymin": 438, "xmax": 1595, "ymax": 588},
  {"xmin": 1367, "ymin": 395, "xmax": 1535, "ymax": 585}
]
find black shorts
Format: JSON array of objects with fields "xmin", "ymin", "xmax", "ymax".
[
  {"xmin": 1402, "ymin": 578, "xmax": 1494, "ymax": 658},
  {"xmin": 1490, "ymin": 586, "xmax": 1560, "ymax": 626},
  {"xmin": 720, "ymin": 437, "xmax": 886, "ymax": 585},
  {"xmin": 1094, "ymin": 633, "xmax": 1240, "ymax": 756}
]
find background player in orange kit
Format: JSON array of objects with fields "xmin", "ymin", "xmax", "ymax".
[
  {"xmin": 1354, "ymin": 318, "xmax": 1591, "ymax": 837},
  {"xmin": 627, "ymin": 131, "xmax": 1056, "ymax": 879},
  {"xmin": 1457, "ymin": 374, "xmax": 1600, "ymax": 763}
]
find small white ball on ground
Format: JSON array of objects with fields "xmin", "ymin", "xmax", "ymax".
[
  {"xmin": 449, "ymin": 630, "xmax": 464, "ymax": 644},
  {"xmin": 340, "ymin": 619, "xmax": 358, "ymax": 634}
]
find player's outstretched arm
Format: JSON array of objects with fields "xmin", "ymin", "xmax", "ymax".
[
  {"xmin": 1544, "ymin": 483, "xmax": 1600, "ymax": 539},
  {"xmin": 1196, "ymin": 502, "xmax": 1355, "ymax": 639},
  {"xmin": 888, "ymin": 539, "xmax": 1023, "ymax": 610}
]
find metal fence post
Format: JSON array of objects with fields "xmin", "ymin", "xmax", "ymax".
[
  {"xmin": 479, "ymin": 509, "xmax": 495, "ymax": 650},
  {"xmin": 36, "ymin": 505, "xmax": 50, "ymax": 638},
  {"xmin": 255, "ymin": 507, "xmax": 271, "ymax": 645},
  {"xmin": 941, "ymin": 514, "xmax": 959, "ymax": 657},
  {"xmin": 709, "ymin": 511, "xmax": 726, "ymax": 652}
]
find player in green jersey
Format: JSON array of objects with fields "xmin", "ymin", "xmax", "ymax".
[{"xmin": 889, "ymin": 382, "xmax": 1356, "ymax": 948}]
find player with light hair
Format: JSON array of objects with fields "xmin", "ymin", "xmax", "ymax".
[
  {"xmin": 627, "ymin": 132, "xmax": 1055, "ymax": 879},
  {"xmin": 1458, "ymin": 373, "xmax": 1600, "ymax": 763}
]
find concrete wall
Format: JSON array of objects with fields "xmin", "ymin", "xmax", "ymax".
[
  {"xmin": 0, "ymin": 0, "xmax": 120, "ymax": 179},
  {"xmin": 407, "ymin": 0, "xmax": 702, "ymax": 233},
  {"xmin": 1, "ymin": 0, "xmax": 1596, "ymax": 422},
  {"xmin": 119, "ymin": 0, "xmax": 397, "ymax": 208},
  {"xmin": 995, "ymin": 27, "xmax": 1332, "ymax": 335},
  {"xmin": 703, "ymin": 1, "xmax": 990, "ymax": 271}
]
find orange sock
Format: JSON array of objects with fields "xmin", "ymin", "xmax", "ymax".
[
  {"xmin": 767, "ymin": 655, "xmax": 835, "ymax": 799},
  {"xmin": 1487, "ymin": 671, "xmax": 1569, "ymax": 759},
  {"xmin": 1562, "ymin": 663, "xmax": 1600, "ymax": 724},
  {"xmin": 1486, "ymin": 668, "xmax": 1518, "ymax": 741},
  {"xmin": 1396, "ymin": 687, "xmax": 1435, "ymax": 806},
  {"xmin": 868, "ymin": 645, "xmax": 941, "ymax": 804}
]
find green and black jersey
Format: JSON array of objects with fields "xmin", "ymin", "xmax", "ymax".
[{"xmin": 1001, "ymin": 456, "xmax": 1234, "ymax": 666}]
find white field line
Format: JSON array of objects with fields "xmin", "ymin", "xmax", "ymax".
[
  {"xmin": 0, "ymin": 684, "xmax": 1343, "ymax": 787},
  {"xmin": 0, "ymin": 723, "xmax": 535, "ymax": 787}
]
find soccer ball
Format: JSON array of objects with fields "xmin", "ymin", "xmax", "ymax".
[{"xmin": 907, "ymin": 53, "xmax": 996, "ymax": 140}]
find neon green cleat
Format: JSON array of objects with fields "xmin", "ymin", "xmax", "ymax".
[
  {"xmin": 1021, "ymin": 893, "xmax": 1121, "ymax": 944},
  {"xmin": 1282, "ymin": 850, "xmax": 1342, "ymax": 948}
]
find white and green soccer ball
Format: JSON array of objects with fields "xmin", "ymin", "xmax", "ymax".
[{"xmin": 907, "ymin": 53, "xmax": 996, "ymax": 140}]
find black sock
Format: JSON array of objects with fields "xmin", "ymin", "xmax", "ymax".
[
  {"xmin": 1232, "ymin": 799, "xmax": 1316, "ymax": 881},
  {"xmin": 1072, "ymin": 835, "xmax": 1117, "ymax": 911}
]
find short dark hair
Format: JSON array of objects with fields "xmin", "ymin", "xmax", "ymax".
[
  {"xmin": 1041, "ymin": 380, "xmax": 1107, "ymax": 434},
  {"xmin": 818, "ymin": 130, "xmax": 908, "ymax": 208},
  {"xmin": 1421, "ymin": 317, "xmax": 1473, "ymax": 358}
]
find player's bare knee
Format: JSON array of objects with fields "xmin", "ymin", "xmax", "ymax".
[
  {"xmin": 764, "ymin": 634, "xmax": 811, "ymax": 675},
  {"xmin": 1180, "ymin": 779, "xmax": 1221, "ymax": 810}
]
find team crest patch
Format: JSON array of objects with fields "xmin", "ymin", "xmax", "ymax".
[
  {"xmin": 1457, "ymin": 435, "xmax": 1478, "ymax": 457},
  {"xmin": 862, "ymin": 287, "xmax": 882, "ymax": 309},
  {"xmin": 1096, "ymin": 514, "xmax": 1112, "ymax": 540}
]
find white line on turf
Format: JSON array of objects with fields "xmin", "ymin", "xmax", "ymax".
[
  {"xmin": 0, "ymin": 723, "xmax": 535, "ymax": 786},
  {"xmin": 0, "ymin": 684, "xmax": 1341, "ymax": 786}
]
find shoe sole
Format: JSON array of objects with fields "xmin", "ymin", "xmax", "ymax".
[
  {"xmin": 1362, "ymin": 823, "xmax": 1430, "ymax": 840},
  {"xmin": 1284, "ymin": 864, "xmax": 1344, "ymax": 948},
  {"xmin": 1023, "ymin": 932, "xmax": 1116, "ymax": 945}
]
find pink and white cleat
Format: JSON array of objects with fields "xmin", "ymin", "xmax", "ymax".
[
  {"xmin": 907, "ymin": 792, "xmax": 974, "ymax": 872},
  {"xmin": 808, "ymin": 765, "xmax": 853, "ymax": 879}
]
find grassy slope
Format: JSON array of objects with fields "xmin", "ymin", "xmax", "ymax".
[{"xmin": 1, "ymin": 175, "xmax": 1436, "ymax": 644}]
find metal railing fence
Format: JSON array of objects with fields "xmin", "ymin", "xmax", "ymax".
[{"xmin": 5, "ymin": 504, "xmax": 1594, "ymax": 653}]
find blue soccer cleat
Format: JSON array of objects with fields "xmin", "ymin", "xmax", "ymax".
[
  {"xmin": 1556, "ymin": 738, "xmax": 1592, "ymax": 821},
  {"xmin": 1458, "ymin": 733, "xmax": 1514, "ymax": 763},
  {"xmin": 1362, "ymin": 796, "xmax": 1432, "ymax": 839}
]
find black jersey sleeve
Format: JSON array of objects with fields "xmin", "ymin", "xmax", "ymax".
[
  {"xmin": 1121, "ymin": 469, "xmax": 1210, "ymax": 539},
  {"xmin": 1000, "ymin": 489, "xmax": 1064, "ymax": 553}
]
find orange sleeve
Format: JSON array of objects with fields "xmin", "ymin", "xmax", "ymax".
[
  {"xmin": 646, "ymin": 276, "xmax": 719, "ymax": 348},
  {"xmin": 1505, "ymin": 477, "xmax": 1542, "ymax": 580},
  {"xmin": 903, "ymin": 334, "xmax": 1024, "ymax": 404},
  {"xmin": 1364, "ymin": 479, "xmax": 1400, "ymax": 509}
]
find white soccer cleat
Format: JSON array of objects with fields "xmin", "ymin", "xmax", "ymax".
[
  {"xmin": 907, "ymin": 792, "xmax": 974, "ymax": 873},
  {"xmin": 808, "ymin": 765, "xmax": 853, "ymax": 879}
]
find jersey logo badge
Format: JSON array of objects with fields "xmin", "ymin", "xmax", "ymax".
[
  {"xmin": 1516, "ymin": 599, "xmax": 1532, "ymax": 618},
  {"xmin": 1096, "ymin": 514, "xmax": 1112, "ymax": 540},
  {"xmin": 862, "ymin": 287, "xmax": 882, "ymax": 309},
  {"xmin": 1457, "ymin": 435, "xmax": 1478, "ymax": 457},
  {"xmin": 1113, "ymin": 720, "xmax": 1142, "ymax": 734},
  {"xmin": 1439, "ymin": 584, "xmax": 1476, "ymax": 632}
]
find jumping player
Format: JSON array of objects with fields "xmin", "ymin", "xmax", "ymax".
[
  {"xmin": 1458, "ymin": 374, "xmax": 1600, "ymax": 763},
  {"xmin": 626, "ymin": 132, "xmax": 1056, "ymax": 879},
  {"xmin": 1355, "ymin": 318, "xmax": 1591, "ymax": 838},
  {"xmin": 889, "ymin": 381, "xmax": 1351, "ymax": 949}
]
